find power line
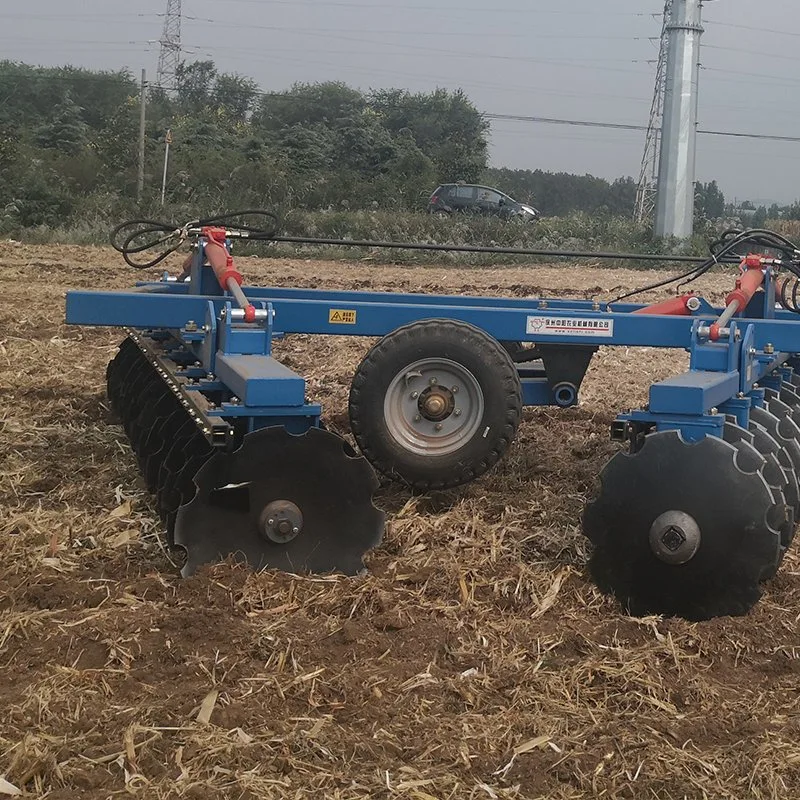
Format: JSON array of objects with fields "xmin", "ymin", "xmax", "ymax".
[
  {"xmin": 202, "ymin": 0, "xmax": 661, "ymax": 14},
  {"xmin": 705, "ymin": 19, "xmax": 800, "ymax": 38},
  {"xmin": 485, "ymin": 113, "xmax": 800, "ymax": 144}
]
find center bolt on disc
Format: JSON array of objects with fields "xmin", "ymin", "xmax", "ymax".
[{"xmin": 648, "ymin": 510, "xmax": 701, "ymax": 565}]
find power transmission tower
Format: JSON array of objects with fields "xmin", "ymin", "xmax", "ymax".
[
  {"xmin": 156, "ymin": 0, "xmax": 182, "ymax": 92},
  {"xmin": 634, "ymin": 1, "xmax": 672, "ymax": 225}
]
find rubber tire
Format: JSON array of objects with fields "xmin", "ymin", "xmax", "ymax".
[{"xmin": 348, "ymin": 319, "xmax": 522, "ymax": 490}]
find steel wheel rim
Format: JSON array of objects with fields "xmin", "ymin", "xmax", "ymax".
[{"xmin": 383, "ymin": 357, "xmax": 484, "ymax": 456}]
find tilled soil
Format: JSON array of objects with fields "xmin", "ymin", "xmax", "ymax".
[{"xmin": 2, "ymin": 242, "xmax": 800, "ymax": 799}]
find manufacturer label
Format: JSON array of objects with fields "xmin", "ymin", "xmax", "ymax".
[
  {"xmin": 328, "ymin": 309, "xmax": 357, "ymax": 324},
  {"xmin": 526, "ymin": 316, "xmax": 614, "ymax": 337}
]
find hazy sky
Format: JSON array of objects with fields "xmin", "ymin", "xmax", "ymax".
[{"xmin": 5, "ymin": 0, "xmax": 800, "ymax": 203}]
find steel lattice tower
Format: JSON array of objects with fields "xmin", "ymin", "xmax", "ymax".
[
  {"xmin": 634, "ymin": 1, "xmax": 672, "ymax": 224},
  {"xmin": 156, "ymin": 0, "xmax": 182, "ymax": 91}
]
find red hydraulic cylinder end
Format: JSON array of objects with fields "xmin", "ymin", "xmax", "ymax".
[
  {"xmin": 201, "ymin": 225, "xmax": 243, "ymax": 289},
  {"xmin": 633, "ymin": 294, "xmax": 697, "ymax": 316},
  {"xmin": 726, "ymin": 258, "xmax": 764, "ymax": 309}
]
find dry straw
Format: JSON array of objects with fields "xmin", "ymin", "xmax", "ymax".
[{"xmin": 1, "ymin": 241, "xmax": 800, "ymax": 798}]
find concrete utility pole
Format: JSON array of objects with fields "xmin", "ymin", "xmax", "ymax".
[
  {"xmin": 654, "ymin": 0, "xmax": 706, "ymax": 239},
  {"xmin": 137, "ymin": 69, "xmax": 146, "ymax": 204}
]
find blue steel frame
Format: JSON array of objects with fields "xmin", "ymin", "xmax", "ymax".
[{"xmin": 65, "ymin": 238, "xmax": 800, "ymax": 446}]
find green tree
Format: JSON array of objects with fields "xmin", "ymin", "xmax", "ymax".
[
  {"xmin": 175, "ymin": 60, "xmax": 217, "ymax": 113},
  {"xmin": 253, "ymin": 82, "xmax": 365, "ymax": 130},
  {"xmin": 752, "ymin": 205, "xmax": 768, "ymax": 228},
  {"xmin": 694, "ymin": 180, "xmax": 726, "ymax": 221},
  {"xmin": 369, "ymin": 88, "xmax": 488, "ymax": 182},
  {"xmin": 34, "ymin": 95, "xmax": 88, "ymax": 155},
  {"xmin": 212, "ymin": 73, "xmax": 259, "ymax": 122}
]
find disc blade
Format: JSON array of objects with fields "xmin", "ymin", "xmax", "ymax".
[
  {"xmin": 174, "ymin": 426, "xmax": 384, "ymax": 577},
  {"xmin": 583, "ymin": 430, "xmax": 781, "ymax": 620}
]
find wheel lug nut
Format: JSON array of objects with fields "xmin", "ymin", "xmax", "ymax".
[
  {"xmin": 267, "ymin": 518, "xmax": 275, "ymax": 526},
  {"xmin": 292, "ymin": 526, "xmax": 300, "ymax": 535},
  {"xmin": 434, "ymin": 423, "xmax": 443, "ymax": 431},
  {"xmin": 429, "ymin": 377, "xmax": 438, "ymax": 385},
  {"xmin": 452, "ymin": 386, "xmax": 459, "ymax": 393},
  {"xmin": 410, "ymin": 391, "xmax": 419, "ymax": 399},
  {"xmin": 414, "ymin": 414, "xmax": 421, "ymax": 422},
  {"xmin": 454, "ymin": 408, "xmax": 461, "ymax": 417}
]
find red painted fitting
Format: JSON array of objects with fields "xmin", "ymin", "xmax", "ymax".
[
  {"xmin": 633, "ymin": 294, "xmax": 696, "ymax": 316},
  {"xmin": 743, "ymin": 253, "xmax": 763, "ymax": 269},
  {"xmin": 201, "ymin": 226, "xmax": 243, "ymax": 289},
  {"xmin": 244, "ymin": 305, "xmax": 256, "ymax": 323},
  {"xmin": 709, "ymin": 323, "xmax": 721, "ymax": 341}
]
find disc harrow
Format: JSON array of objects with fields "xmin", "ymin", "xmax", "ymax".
[{"xmin": 65, "ymin": 218, "xmax": 800, "ymax": 620}]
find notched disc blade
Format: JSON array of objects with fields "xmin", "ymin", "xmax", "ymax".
[
  {"xmin": 174, "ymin": 426, "xmax": 385, "ymax": 577},
  {"xmin": 583, "ymin": 430, "xmax": 781, "ymax": 620}
]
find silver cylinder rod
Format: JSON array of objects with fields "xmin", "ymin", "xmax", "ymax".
[
  {"xmin": 715, "ymin": 299, "xmax": 740, "ymax": 330},
  {"xmin": 226, "ymin": 277, "xmax": 250, "ymax": 311}
]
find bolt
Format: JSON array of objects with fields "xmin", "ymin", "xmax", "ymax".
[
  {"xmin": 748, "ymin": 348, "xmax": 757, "ymax": 356},
  {"xmin": 538, "ymin": 300, "xmax": 548, "ymax": 310},
  {"xmin": 661, "ymin": 525, "xmax": 687, "ymax": 553},
  {"xmin": 710, "ymin": 407, "xmax": 718, "ymax": 415},
  {"xmin": 410, "ymin": 391, "xmax": 419, "ymax": 399},
  {"xmin": 451, "ymin": 385, "xmax": 459, "ymax": 393},
  {"xmin": 429, "ymin": 377, "xmax": 438, "ymax": 385},
  {"xmin": 267, "ymin": 518, "xmax": 275, "ymax": 527},
  {"xmin": 454, "ymin": 408, "xmax": 462, "ymax": 417},
  {"xmin": 592, "ymin": 300, "xmax": 600, "ymax": 311},
  {"xmin": 434, "ymin": 423, "xmax": 443, "ymax": 431},
  {"xmin": 292, "ymin": 526, "xmax": 300, "ymax": 535},
  {"xmin": 414, "ymin": 414, "xmax": 421, "ymax": 422},
  {"xmin": 765, "ymin": 343, "xmax": 775, "ymax": 355},
  {"xmin": 737, "ymin": 392, "xmax": 746, "ymax": 399}
]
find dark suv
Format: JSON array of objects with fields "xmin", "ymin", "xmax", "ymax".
[{"xmin": 428, "ymin": 184, "xmax": 539, "ymax": 220}]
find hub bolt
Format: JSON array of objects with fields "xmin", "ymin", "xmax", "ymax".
[
  {"xmin": 414, "ymin": 414, "xmax": 421, "ymax": 422},
  {"xmin": 452, "ymin": 386, "xmax": 459, "ymax": 393},
  {"xmin": 410, "ymin": 391, "xmax": 419, "ymax": 399},
  {"xmin": 661, "ymin": 525, "xmax": 687, "ymax": 552},
  {"xmin": 434, "ymin": 423, "xmax": 443, "ymax": 431},
  {"xmin": 429, "ymin": 377, "xmax": 438, "ymax": 385},
  {"xmin": 454, "ymin": 409, "xmax": 462, "ymax": 417}
]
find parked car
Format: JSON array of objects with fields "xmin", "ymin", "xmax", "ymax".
[{"xmin": 427, "ymin": 184, "xmax": 539, "ymax": 220}]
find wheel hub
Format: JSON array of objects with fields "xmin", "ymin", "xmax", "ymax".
[
  {"xmin": 418, "ymin": 386, "xmax": 455, "ymax": 421},
  {"xmin": 648, "ymin": 510, "xmax": 701, "ymax": 565},
  {"xmin": 260, "ymin": 500, "xmax": 303, "ymax": 544},
  {"xmin": 383, "ymin": 357, "xmax": 485, "ymax": 456}
]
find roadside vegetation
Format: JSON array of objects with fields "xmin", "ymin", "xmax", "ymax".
[{"xmin": 1, "ymin": 60, "xmax": 791, "ymax": 264}]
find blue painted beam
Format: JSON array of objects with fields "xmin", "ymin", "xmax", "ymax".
[
  {"xmin": 66, "ymin": 290, "xmax": 696, "ymax": 348},
  {"xmin": 649, "ymin": 370, "xmax": 741, "ymax": 414},
  {"xmin": 214, "ymin": 354, "xmax": 306, "ymax": 407},
  {"xmin": 66, "ymin": 288, "xmax": 800, "ymax": 353}
]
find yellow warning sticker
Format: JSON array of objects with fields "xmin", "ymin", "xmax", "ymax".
[{"xmin": 328, "ymin": 309, "xmax": 357, "ymax": 324}]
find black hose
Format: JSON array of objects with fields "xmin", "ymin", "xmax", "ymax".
[
  {"xmin": 110, "ymin": 210, "xmax": 279, "ymax": 269},
  {"xmin": 611, "ymin": 228, "xmax": 800, "ymax": 306}
]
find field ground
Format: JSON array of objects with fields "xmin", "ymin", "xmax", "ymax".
[{"xmin": 2, "ymin": 242, "xmax": 800, "ymax": 799}]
